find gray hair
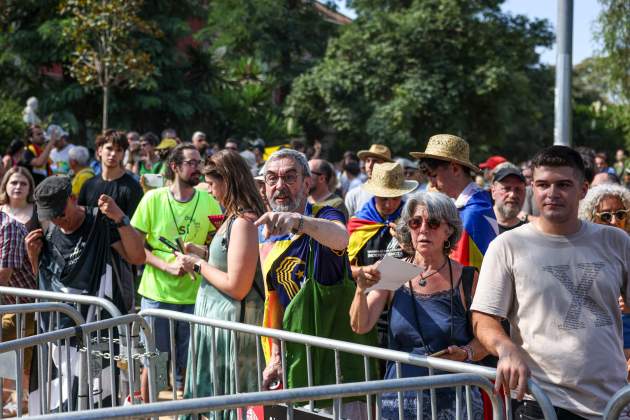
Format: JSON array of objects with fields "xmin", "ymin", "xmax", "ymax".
[
  {"xmin": 397, "ymin": 191, "xmax": 463, "ymax": 254},
  {"xmin": 68, "ymin": 146, "xmax": 90, "ymax": 166},
  {"xmin": 262, "ymin": 148, "xmax": 311, "ymax": 177},
  {"xmin": 579, "ymin": 184, "xmax": 630, "ymax": 221}
]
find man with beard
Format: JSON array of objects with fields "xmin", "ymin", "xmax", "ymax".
[
  {"xmin": 491, "ymin": 165, "xmax": 528, "ymax": 233},
  {"xmin": 22, "ymin": 125, "xmax": 55, "ymax": 185},
  {"xmin": 308, "ymin": 158, "xmax": 348, "ymax": 220},
  {"xmin": 255, "ymin": 149, "xmax": 374, "ymax": 417},
  {"xmin": 131, "ymin": 143, "xmax": 222, "ymax": 401}
]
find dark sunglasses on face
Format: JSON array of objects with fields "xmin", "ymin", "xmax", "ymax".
[
  {"xmin": 596, "ymin": 209, "xmax": 628, "ymax": 223},
  {"xmin": 407, "ymin": 216, "xmax": 442, "ymax": 230}
]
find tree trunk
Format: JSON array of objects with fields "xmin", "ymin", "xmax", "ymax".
[{"xmin": 102, "ymin": 85, "xmax": 109, "ymax": 131}]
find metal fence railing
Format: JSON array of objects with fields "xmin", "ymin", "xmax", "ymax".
[
  {"xmin": 0, "ymin": 313, "xmax": 159, "ymax": 416},
  {"xmin": 139, "ymin": 308, "xmax": 558, "ymax": 420},
  {"xmin": 27, "ymin": 373, "xmax": 504, "ymax": 420},
  {"xmin": 0, "ymin": 303, "xmax": 85, "ymax": 418},
  {"xmin": 603, "ymin": 384, "xmax": 630, "ymax": 420}
]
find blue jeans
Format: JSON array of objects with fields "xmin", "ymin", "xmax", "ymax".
[{"xmin": 140, "ymin": 297, "xmax": 195, "ymax": 389}]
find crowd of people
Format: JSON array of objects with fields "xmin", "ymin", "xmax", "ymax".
[{"xmin": 1, "ymin": 122, "xmax": 630, "ymax": 420}]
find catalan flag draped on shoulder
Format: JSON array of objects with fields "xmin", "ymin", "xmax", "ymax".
[
  {"xmin": 451, "ymin": 182, "xmax": 498, "ymax": 270},
  {"xmin": 258, "ymin": 203, "xmax": 347, "ymax": 360},
  {"xmin": 347, "ymin": 197, "xmax": 403, "ymax": 264}
]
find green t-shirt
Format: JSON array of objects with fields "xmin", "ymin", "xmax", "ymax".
[
  {"xmin": 139, "ymin": 160, "xmax": 164, "ymax": 176},
  {"xmin": 131, "ymin": 187, "xmax": 223, "ymax": 304}
]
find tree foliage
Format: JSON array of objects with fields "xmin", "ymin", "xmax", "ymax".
[
  {"xmin": 595, "ymin": 0, "xmax": 630, "ymax": 103},
  {"xmin": 60, "ymin": 0, "xmax": 160, "ymax": 130},
  {"xmin": 286, "ymin": 0, "xmax": 555, "ymax": 161}
]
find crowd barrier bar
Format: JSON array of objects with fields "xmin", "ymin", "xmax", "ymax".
[
  {"xmin": 0, "ymin": 287, "xmax": 123, "ymax": 320},
  {"xmin": 0, "ymin": 303, "xmax": 85, "ymax": 418},
  {"xmin": 139, "ymin": 308, "xmax": 558, "ymax": 420},
  {"xmin": 603, "ymin": 384, "xmax": 630, "ymax": 420},
  {"xmin": 0, "ymin": 313, "xmax": 159, "ymax": 417},
  {"xmin": 27, "ymin": 373, "xmax": 504, "ymax": 420}
]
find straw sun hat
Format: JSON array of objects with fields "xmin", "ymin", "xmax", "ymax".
[
  {"xmin": 357, "ymin": 144, "xmax": 393, "ymax": 162},
  {"xmin": 361, "ymin": 162, "xmax": 418, "ymax": 198},
  {"xmin": 409, "ymin": 134, "xmax": 480, "ymax": 173}
]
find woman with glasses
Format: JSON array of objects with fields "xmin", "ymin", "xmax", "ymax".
[
  {"xmin": 579, "ymin": 183, "xmax": 630, "ymax": 379},
  {"xmin": 176, "ymin": 150, "xmax": 265, "ymax": 419},
  {"xmin": 350, "ymin": 191, "xmax": 486, "ymax": 419}
]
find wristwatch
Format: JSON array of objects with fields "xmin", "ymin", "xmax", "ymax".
[
  {"xmin": 193, "ymin": 261, "xmax": 202, "ymax": 274},
  {"xmin": 115, "ymin": 215, "xmax": 130, "ymax": 228}
]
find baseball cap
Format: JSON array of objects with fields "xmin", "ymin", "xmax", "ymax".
[
  {"xmin": 479, "ymin": 155, "xmax": 507, "ymax": 170},
  {"xmin": 493, "ymin": 166, "xmax": 525, "ymax": 183},
  {"xmin": 34, "ymin": 176, "xmax": 72, "ymax": 221},
  {"xmin": 156, "ymin": 138, "xmax": 178, "ymax": 150}
]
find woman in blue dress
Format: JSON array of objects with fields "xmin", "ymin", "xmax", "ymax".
[{"xmin": 350, "ymin": 191, "xmax": 487, "ymax": 419}]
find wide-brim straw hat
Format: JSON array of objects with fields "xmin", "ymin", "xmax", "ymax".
[
  {"xmin": 361, "ymin": 162, "xmax": 418, "ymax": 198},
  {"xmin": 410, "ymin": 134, "xmax": 480, "ymax": 173},
  {"xmin": 357, "ymin": 144, "xmax": 393, "ymax": 162}
]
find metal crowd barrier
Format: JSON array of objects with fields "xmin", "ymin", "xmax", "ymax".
[
  {"xmin": 0, "ymin": 286, "xmax": 123, "ymax": 322},
  {"xmin": 0, "ymin": 303, "xmax": 85, "ymax": 418},
  {"xmin": 28, "ymin": 374, "xmax": 504, "ymax": 420},
  {"xmin": 139, "ymin": 308, "xmax": 558, "ymax": 420},
  {"xmin": 0, "ymin": 312, "xmax": 159, "ymax": 417},
  {"xmin": 604, "ymin": 384, "xmax": 630, "ymax": 420}
]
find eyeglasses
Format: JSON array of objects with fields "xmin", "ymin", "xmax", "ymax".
[
  {"xmin": 595, "ymin": 209, "xmax": 628, "ymax": 223},
  {"xmin": 264, "ymin": 172, "xmax": 299, "ymax": 186},
  {"xmin": 407, "ymin": 216, "xmax": 442, "ymax": 230},
  {"xmin": 182, "ymin": 159, "xmax": 202, "ymax": 167}
]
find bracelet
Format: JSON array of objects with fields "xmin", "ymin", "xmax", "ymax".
[{"xmin": 462, "ymin": 344, "xmax": 474, "ymax": 362}]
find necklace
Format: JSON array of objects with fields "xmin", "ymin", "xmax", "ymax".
[
  {"xmin": 417, "ymin": 259, "xmax": 448, "ymax": 287},
  {"xmin": 166, "ymin": 189, "xmax": 200, "ymax": 241}
]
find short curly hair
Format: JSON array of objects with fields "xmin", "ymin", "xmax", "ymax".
[
  {"xmin": 397, "ymin": 191, "xmax": 463, "ymax": 254},
  {"xmin": 578, "ymin": 184, "xmax": 630, "ymax": 222}
]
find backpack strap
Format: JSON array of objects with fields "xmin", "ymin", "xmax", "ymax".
[{"xmin": 460, "ymin": 266, "xmax": 477, "ymax": 310}]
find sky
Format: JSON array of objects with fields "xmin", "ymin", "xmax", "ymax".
[{"xmin": 333, "ymin": 0, "xmax": 603, "ymax": 65}]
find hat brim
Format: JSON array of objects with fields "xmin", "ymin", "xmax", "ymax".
[
  {"xmin": 36, "ymin": 204, "xmax": 66, "ymax": 222},
  {"xmin": 409, "ymin": 152, "xmax": 480, "ymax": 173},
  {"xmin": 357, "ymin": 151, "xmax": 394, "ymax": 163},
  {"xmin": 361, "ymin": 180, "xmax": 418, "ymax": 198}
]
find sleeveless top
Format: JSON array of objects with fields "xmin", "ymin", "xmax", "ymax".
[{"xmin": 384, "ymin": 273, "xmax": 472, "ymax": 380}]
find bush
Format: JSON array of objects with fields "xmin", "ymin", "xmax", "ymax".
[{"xmin": 0, "ymin": 97, "xmax": 27, "ymax": 152}]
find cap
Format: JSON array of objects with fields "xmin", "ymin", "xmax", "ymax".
[
  {"xmin": 493, "ymin": 166, "xmax": 525, "ymax": 183},
  {"xmin": 34, "ymin": 176, "xmax": 72, "ymax": 221},
  {"xmin": 46, "ymin": 124, "xmax": 69, "ymax": 139},
  {"xmin": 395, "ymin": 157, "xmax": 418, "ymax": 170},
  {"xmin": 479, "ymin": 155, "xmax": 507, "ymax": 170},
  {"xmin": 156, "ymin": 138, "xmax": 178, "ymax": 150}
]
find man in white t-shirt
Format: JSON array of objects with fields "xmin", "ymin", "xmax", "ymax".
[
  {"xmin": 471, "ymin": 146, "xmax": 630, "ymax": 420},
  {"xmin": 48, "ymin": 126, "xmax": 75, "ymax": 175}
]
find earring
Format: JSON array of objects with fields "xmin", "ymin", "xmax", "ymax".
[{"xmin": 443, "ymin": 240, "xmax": 451, "ymax": 249}]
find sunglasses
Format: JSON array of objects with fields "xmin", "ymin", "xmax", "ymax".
[
  {"xmin": 407, "ymin": 216, "xmax": 442, "ymax": 230},
  {"xmin": 595, "ymin": 209, "xmax": 628, "ymax": 223}
]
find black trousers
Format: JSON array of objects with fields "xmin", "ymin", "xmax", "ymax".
[{"xmin": 513, "ymin": 400, "xmax": 589, "ymax": 420}]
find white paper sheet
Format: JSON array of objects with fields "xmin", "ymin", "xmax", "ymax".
[{"xmin": 365, "ymin": 256, "xmax": 423, "ymax": 292}]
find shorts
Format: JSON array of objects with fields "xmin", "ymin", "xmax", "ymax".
[
  {"xmin": 140, "ymin": 297, "xmax": 195, "ymax": 387},
  {"xmin": 2, "ymin": 313, "xmax": 36, "ymax": 374}
]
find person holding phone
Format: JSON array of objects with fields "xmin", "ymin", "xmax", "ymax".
[{"xmin": 349, "ymin": 191, "xmax": 487, "ymax": 419}]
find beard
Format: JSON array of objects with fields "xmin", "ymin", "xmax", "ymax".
[
  {"xmin": 496, "ymin": 202, "xmax": 520, "ymax": 219},
  {"xmin": 270, "ymin": 187, "xmax": 306, "ymax": 213},
  {"xmin": 181, "ymin": 174, "xmax": 200, "ymax": 187}
]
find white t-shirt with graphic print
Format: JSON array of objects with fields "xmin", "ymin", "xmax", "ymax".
[{"xmin": 471, "ymin": 221, "xmax": 630, "ymax": 420}]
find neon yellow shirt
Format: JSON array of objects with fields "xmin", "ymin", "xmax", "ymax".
[{"xmin": 131, "ymin": 187, "xmax": 223, "ymax": 304}]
